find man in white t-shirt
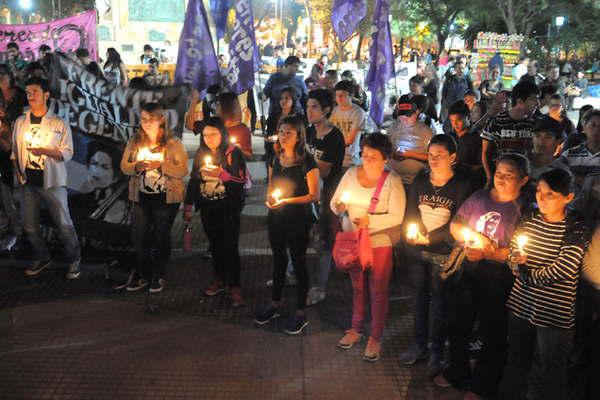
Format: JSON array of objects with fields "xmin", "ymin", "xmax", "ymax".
[{"xmin": 329, "ymin": 80, "xmax": 366, "ymax": 168}]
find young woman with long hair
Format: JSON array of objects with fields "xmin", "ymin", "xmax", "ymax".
[
  {"xmin": 183, "ymin": 117, "xmax": 247, "ymax": 307},
  {"xmin": 120, "ymin": 103, "xmax": 188, "ymax": 293},
  {"xmin": 104, "ymin": 47, "xmax": 129, "ymax": 87},
  {"xmin": 255, "ymin": 115, "xmax": 319, "ymax": 335}
]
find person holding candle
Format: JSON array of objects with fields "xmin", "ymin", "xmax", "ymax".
[
  {"xmin": 330, "ymin": 133, "xmax": 405, "ymax": 361},
  {"xmin": 498, "ymin": 168, "xmax": 589, "ymax": 400},
  {"xmin": 304, "ymin": 88, "xmax": 345, "ymax": 306},
  {"xmin": 11, "ymin": 77, "xmax": 81, "ymax": 279},
  {"xmin": 183, "ymin": 117, "xmax": 247, "ymax": 307},
  {"xmin": 215, "ymin": 92, "xmax": 253, "ymax": 161},
  {"xmin": 400, "ymin": 134, "xmax": 472, "ymax": 375},
  {"xmin": 120, "ymin": 103, "xmax": 189, "ymax": 293},
  {"xmin": 434, "ymin": 153, "xmax": 531, "ymax": 399},
  {"xmin": 254, "ymin": 115, "xmax": 319, "ymax": 335}
]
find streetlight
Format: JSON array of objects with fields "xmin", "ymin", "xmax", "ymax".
[{"xmin": 554, "ymin": 16, "xmax": 565, "ymax": 58}]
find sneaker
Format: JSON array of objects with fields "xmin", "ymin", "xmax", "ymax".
[
  {"xmin": 363, "ymin": 337, "xmax": 381, "ymax": 362},
  {"xmin": 65, "ymin": 259, "xmax": 81, "ymax": 280},
  {"xmin": 399, "ymin": 343, "xmax": 429, "ymax": 365},
  {"xmin": 202, "ymin": 250, "xmax": 212, "ymax": 260},
  {"xmin": 113, "ymin": 270, "xmax": 135, "ymax": 290},
  {"xmin": 25, "ymin": 258, "xmax": 52, "ymax": 277},
  {"xmin": 427, "ymin": 353, "xmax": 445, "ymax": 378},
  {"xmin": 149, "ymin": 276, "xmax": 165, "ymax": 293},
  {"xmin": 432, "ymin": 373, "xmax": 452, "ymax": 388},
  {"xmin": 306, "ymin": 286, "xmax": 326, "ymax": 306},
  {"xmin": 337, "ymin": 329, "xmax": 363, "ymax": 349},
  {"xmin": 204, "ymin": 281, "xmax": 225, "ymax": 296},
  {"xmin": 229, "ymin": 286, "xmax": 245, "ymax": 307},
  {"xmin": 266, "ymin": 273, "xmax": 297, "ymax": 288},
  {"xmin": 284, "ymin": 314, "xmax": 309, "ymax": 335},
  {"xmin": 127, "ymin": 277, "xmax": 149, "ymax": 292},
  {"xmin": 254, "ymin": 305, "xmax": 281, "ymax": 325},
  {"xmin": 0, "ymin": 234, "xmax": 17, "ymax": 251}
]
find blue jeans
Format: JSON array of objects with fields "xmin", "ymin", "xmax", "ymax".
[
  {"xmin": 499, "ymin": 313, "xmax": 574, "ymax": 400},
  {"xmin": 407, "ymin": 246, "xmax": 446, "ymax": 356},
  {"xmin": 22, "ymin": 185, "xmax": 80, "ymax": 263}
]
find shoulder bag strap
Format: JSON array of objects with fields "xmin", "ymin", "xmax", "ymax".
[{"xmin": 368, "ymin": 169, "xmax": 390, "ymax": 214}]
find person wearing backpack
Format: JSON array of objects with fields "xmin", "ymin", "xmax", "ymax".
[{"xmin": 183, "ymin": 117, "xmax": 247, "ymax": 307}]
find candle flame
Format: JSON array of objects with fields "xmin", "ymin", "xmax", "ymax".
[
  {"xmin": 517, "ymin": 235, "xmax": 528, "ymax": 251},
  {"xmin": 137, "ymin": 147, "xmax": 163, "ymax": 162},
  {"xmin": 230, "ymin": 137, "xmax": 237, "ymax": 144},
  {"xmin": 407, "ymin": 223, "xmax": 419, "ymax": 240},
  {"xmin": 340, "ymin": 191, "xmax": 351, "ymax": 204},
  {"xmin": 271, "ymin": 188, "xmax": 282, "ymax": 202},
  {"xmin": 204, "ymin": 155, "xmax": 213, "ymax": 167}
]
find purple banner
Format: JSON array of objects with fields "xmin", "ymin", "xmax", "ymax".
[
  {"xmin": 366, "ymin": 0, "xmax": 394, "ymax": 126},
  {"xmin": 0, "ymin": 10, "xmax": 97, "ymax": 62},
  {"xmin": 223, "ymin": 0, "xmax": 258, "ymax": 95},
  {"xmin": 332, "ymin": 0, "xmax": 367, "ymax": 42},
  {"xmin": 175, "ymin": 0, "xmax": 221, "ymax": 96},
  {"xmin": 210, "ymin": 0, "xmax": 234, "ymax": 40}
]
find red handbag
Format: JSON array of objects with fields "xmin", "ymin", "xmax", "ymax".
[{"xmin": 333, "ymin": 170, "xmax": 389, "ymax": 272}]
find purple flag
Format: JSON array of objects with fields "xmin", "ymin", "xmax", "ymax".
[
  {"xmin": 332, "ymin": 0, "xmax": 367, "ymax": 42},
  {"xmin": 210, "ymin": 0, "xmax": 233, "ymax": 40},
  {"xmin": 223, "ymin": 0, "xmax": 259, "ymax": 94},
  {"xmin": 175, "ymin": 0, "xmax": 221, "ymax": 97},
  {"xmin": 366, "ymin": 0, "xmax": 394, "ymax": 126}
]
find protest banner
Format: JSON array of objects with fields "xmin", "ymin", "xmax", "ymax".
[
  {"xmin": 40, "ymin": 53, "xmax": 190, "ymax": 257},
  {"xmin": 0, "ymin": 10, "xmax": 97, "ymax": 62}
]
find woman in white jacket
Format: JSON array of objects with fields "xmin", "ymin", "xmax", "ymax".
[{"xmin": 330, "ymin": 132, "xmax": 406, "ymax": 361}]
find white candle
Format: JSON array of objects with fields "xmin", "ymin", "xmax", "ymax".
[
  {"xmin": 137, "ymin": 147, "xmax": 163, "ymax": 162},
  {"xmin": 204, "ymin": 155, "xmax": 213, "ymax": 167},
  {"xmin": 407, "ymin": 223, "xmax": 419, "ymax": 240}
]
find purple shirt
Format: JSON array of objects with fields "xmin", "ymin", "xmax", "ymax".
[{"xmin": 454, "ymin": 189, "xmax": 523, "ymax": 248}]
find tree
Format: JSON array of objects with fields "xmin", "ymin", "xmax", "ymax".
[
  {"xmin": 406, "ymin": 0, "xmax": 463, "ymax": 58},
  {"xmin": 494, "ymin": 0, "xmax": 548, "ymax": 37}
]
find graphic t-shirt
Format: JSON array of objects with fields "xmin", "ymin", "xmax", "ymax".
[
  {"xmin": 406, "ymin": 171, "xmax": 472, "ymax": 253},
  {"xmin": 305, "ymin": 125, "xmax": 345, "ymax": 196},
  {"xmin": 329, "ymin": 104, "xmax": 365, "ymax": 167},
  {"xmin": 481, "ymin": 110, "xmax": 537, "ymax": 161},
  {"xmin": 138, "ymin": 148, "xmax": 166, "ymax": 194},
  {"xmin": 453, "ymin": 189, "xmax": 523, "ymax": 248},
  {"xmin": 25, "ymin": 114, "xmax": 45, "ymax": 187}
]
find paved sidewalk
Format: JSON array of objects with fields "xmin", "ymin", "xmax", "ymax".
[{"xmin": 0, "ymin": 174, "xmax": 465, "ymax": 400}]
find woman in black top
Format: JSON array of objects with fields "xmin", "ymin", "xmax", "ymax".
[
  {"xmin": 184, "ymin": 117, "xmax": 247, "ymax": 307},
  {"xmin": 255, "ymin": 115, "xmax": 320, "ymax": 335},
  {"xmin": 264, "ymin": 86, "xmax": 305, "ymax": 171},
  {"xmin": 400, "ymin": 134, "xmax": 472, "ymax": 373}
]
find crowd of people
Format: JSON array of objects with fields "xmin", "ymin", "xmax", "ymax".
[{"xmin": 0, "ymin": 41, "xmax": 599, "ymax": 400}]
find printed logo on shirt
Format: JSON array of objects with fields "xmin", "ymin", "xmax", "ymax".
[{"xmin": 475, "ymin": 211, "xmax": 502, "ymax": 241}]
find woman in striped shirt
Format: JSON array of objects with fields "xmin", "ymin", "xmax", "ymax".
[{"xmin": 499, "ymin": 168, "xmax": 590, "ymax": 400}]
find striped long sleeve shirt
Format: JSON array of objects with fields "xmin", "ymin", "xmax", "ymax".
[{"xmin": 506, "ymin": 211, "xmax": 590, "ymax": 329}]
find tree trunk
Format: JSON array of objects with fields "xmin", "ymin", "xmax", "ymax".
[{"xmin": 356, "ymin": 30, "xmax": 365, "ymax": 60}]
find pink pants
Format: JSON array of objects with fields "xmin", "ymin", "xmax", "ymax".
[{"xmin": 348, "ymin": 246, "xmax": 393, "ymax": 342}]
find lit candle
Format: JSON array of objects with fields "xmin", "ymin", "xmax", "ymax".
[
  {"xmin": 271, "ymin": 188, "xmax": 282, "ymax": 203},
  {"xmin": 230, "ymin": 137, "xmax": 237, "ymax": 145},
  {"xmin": 516, "ymin": 235, "xmax": 528, "ymax": 253},
  {"xmin": 407, "ymin": 223, "xmax": 419, "ymax": 240},
  {"xmin": 462, "ymin": 228, "xmax": 481, "ymax": 248},
  {"xmin": 269, "ymin": 135, "xmax": 278, "ymax": 142},
  {"xmin": 137, "ymin": 147, "xmax": 164, "ymax": 162},
  {"xmin": 340, "ymin": 190, "xmax": 351, "ymax": 204},
  {"xmin": 204, "ymin": 155, "xmax": 213, "ymax": 167}
]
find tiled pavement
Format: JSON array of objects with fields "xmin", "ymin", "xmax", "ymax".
[{"xmin": 0, "ymin": 173, "xmax": 466, "ymax": 399}]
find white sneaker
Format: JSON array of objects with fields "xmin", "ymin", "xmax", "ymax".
[
  {"xmin": 306, "ymin": 287, "xmax": 325, "ymax": 306},
  {"xmin": 66, "ymin": 259, "xmax": 81, "ymax": 280}
]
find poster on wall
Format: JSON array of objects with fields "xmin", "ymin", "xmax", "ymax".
[
  {"xmin": 0, "ymin": 10, "xmax": 98, "ymax": 62},
  {"xmin": 42, "ymin": 52, "xmax": 190, "ymax": 256}
]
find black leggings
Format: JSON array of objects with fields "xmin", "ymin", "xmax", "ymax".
[
  {"xmin": 200, "ymin": 200, "xmax": 242, "ymax": 287},
  {"xmin": 268, "ymin": 213, "xmax": 311, "ymax": 310}
]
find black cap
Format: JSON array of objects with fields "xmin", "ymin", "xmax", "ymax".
[{"xmin": 533, "ymin": 116, "xmax": 565, "ymax": 140}]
